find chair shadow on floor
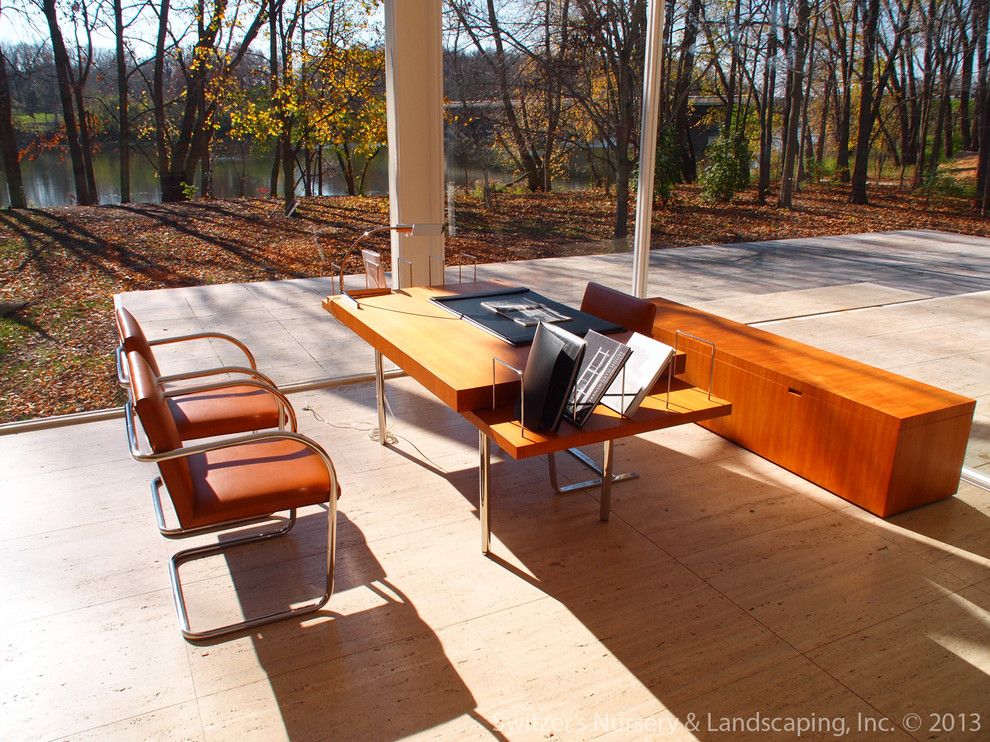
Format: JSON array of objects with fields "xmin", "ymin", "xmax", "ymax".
[{"xmin": 184, "ymin": 509, "xmax": 506, "ymax": 740}]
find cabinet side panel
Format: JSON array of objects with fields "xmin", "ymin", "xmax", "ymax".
[{"xmin": 884, "ymin": 409, "xmax": 975, "ymax": 516}]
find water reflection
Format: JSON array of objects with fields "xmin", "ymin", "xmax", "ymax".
[{"xmin": 0, "ymin": 148, "xmax": 593, "ymax": 208}]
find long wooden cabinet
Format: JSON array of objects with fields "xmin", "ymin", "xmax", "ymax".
[{"xmin": 648, "ymin": 297, "xmax": 976, "ymax": 516}]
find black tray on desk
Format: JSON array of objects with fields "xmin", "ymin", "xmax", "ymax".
[{"xmin": 430, "ymin": 287, "xmax": 624, "ymax": 346}]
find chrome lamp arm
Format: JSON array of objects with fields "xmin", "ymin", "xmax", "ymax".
[{"xmin": 335, "ymin": 224, "xmax": 414, "ymax": 295}]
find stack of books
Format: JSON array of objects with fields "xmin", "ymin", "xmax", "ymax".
[{"xmin": 517, "ymin": 324, "xmax": 677, "ymax": 433}]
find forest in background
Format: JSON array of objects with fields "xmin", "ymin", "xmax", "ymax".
[{"xmin": 0, "ymin": 0, "xmax": 988, "ymax": 239}]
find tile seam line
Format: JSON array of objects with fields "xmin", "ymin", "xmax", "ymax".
[
  {"xmin": 188, "ymin": 593, "xmax": 552, "ymax": 704},
  {"xmin": 41, "ymin": 697, "xmax": 202, "ymax": 742},
  {"xmin": 747, "ymin": 295, "xmax": 941, "ymax": 326}
]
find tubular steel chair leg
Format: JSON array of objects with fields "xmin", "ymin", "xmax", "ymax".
[{"xmin": 169, "ymin": 497, "xmax": 337, "ymax": 642}]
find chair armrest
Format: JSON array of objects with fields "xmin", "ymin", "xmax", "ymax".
[
  {"xmin": 147, "ymin": 332, "xmax": 257, "ymax": 370},
  {"xmin": 115, "ymin": 344, "xmax": 129, "ymax": 387},
  {"xmin": 161, "ymin": 379, "xmax": 297, "ymax": 432},
  {"xmin": 124, "ymin": 404, "xmax": 338, "ymax": 499},
  {"xmin": 158, "ymin": 365, "xmax": 278, "ymax": 389}
]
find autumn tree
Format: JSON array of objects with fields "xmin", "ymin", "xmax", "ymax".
[{"xmin": 0, "ymin": 40, "xmax": 27, "ymax": 209}]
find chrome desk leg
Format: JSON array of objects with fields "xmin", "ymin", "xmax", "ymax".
[
  {"xmin": 600, "ymin": 439, "xmax": 614, "ymax": 522},
  {"xmin": 480, "ymin": 431, "xmax": 491, "ymax": 554},
  {"xmin": 547, "ymin": 445, "xmax": 638, "ymax": 494},
  {"xmin": 371, "ymin": 350, "xmax": 388, "ymax": 445}
]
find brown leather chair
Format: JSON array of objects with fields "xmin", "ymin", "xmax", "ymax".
[
  {"xmin": 114, "ymin": 304, "xmax": 275, "ymax": 389},
  {"xmin": 116, "ymin": 305, "xmax": 295, "ymax": 441},
  {"xmin": 125, "ymin": 350, "xmax": 339, "ymax": 641},
  {"xmin": 580, "ymin": 282, "xmax": 657, "ymax": 336}
]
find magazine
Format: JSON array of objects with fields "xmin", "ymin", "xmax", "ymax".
[
  {"xmin": 600, "ymin": 333, "xmax": 676, "ymax": 417},
  {"xmin": 564, "ymin": 331, "xmax": 632, "ymax": 427},
  {"xmin": 481, "ymin": 300, "xmax": 571, "ymax": 327}
]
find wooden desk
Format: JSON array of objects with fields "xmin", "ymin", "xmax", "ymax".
[{"xmin": 325, "ymin": 284, "xmax": 732, "ymax": 552}]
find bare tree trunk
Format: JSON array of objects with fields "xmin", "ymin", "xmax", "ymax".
[
  {"xmin": 780, "ymin": 0, "xmax": 810, "ymax": 208},
  {"xmin": 758, "ymin": 0, "xmax": 779, "ymax": 202},
  {"xmin": 72, "ymin": 85, "xmax": 98, "ymax": 204},
  {"xmin": 674, "ymin": 0, "xmax": 702, "ymax": 181},
  {"xmin": 851, "ymin": 0, "xmax": 881, "ymax": 203},
  {"xmin": 959, "ymin": 2, "xmax": 975, "ymax": 150},
  {"xmin": 816, "ymin": 73, "xmax": 832, "ymax": 169},
  {"xmin": 153, "ymin": 0, "xmax": 172, "ymax": 199},
  {"xmin": 833, "ymin": 0, "xmax": 858, "ymax": 182},
  {"xmin": 977, "ymin": 0, "xmax": 990, "ymax": 204},
  {"xmin": 113, "ymin": 0, "xmax": 130, "ymax": 203},
  {"xmin": 913, "ymin": 0, "xmax": 938, "ymax": 187},
  {"xmin": 42, "ymin": 0, "xmax": 92, "ymax": 205},
  {"xmin": 0, "ymin": 45, "xmax": 26, "ymax": 208}
]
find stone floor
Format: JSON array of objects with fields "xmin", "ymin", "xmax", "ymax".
[{"xmin": 2, "ymin": 229, "xmax": 989, "ymax": 740}]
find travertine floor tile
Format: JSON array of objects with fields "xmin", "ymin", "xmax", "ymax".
[
  {"xmin": 840, "ymin": 482, "xmax": 990, "ymax": 586},
  {"xmin": 808, "ymin": 586, "xmax": 990, "ymax": 740},
  {"xmin": 1, "ymin": 514, "xmax": 169, "ymax": 625},
  {"xmin": 681, "ymin": 510, "xmax": 970, "ymax": 652},
  {"xmin": 665, "ymin": 655, "xmax": 914, "ymax": 741},
  {"xmin": 0, "ymin": 589, "xmax": 196, "ymax": 740},
  {"xmin": 54, "ymin": 700, "xmax": 204, "ymax": 742}
]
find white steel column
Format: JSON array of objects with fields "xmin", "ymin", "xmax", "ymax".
[
  {"xmin": 631, "ymin": 0, "xmax": 666, "ymax": 298},
  {"xmin": 383, "ymin": 0, "xmax": 445, "ymax": 288}
]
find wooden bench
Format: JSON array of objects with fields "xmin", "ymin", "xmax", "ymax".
[{"xmin": 648, "ymin": 297, "xmax": 976, "ymax": 517}]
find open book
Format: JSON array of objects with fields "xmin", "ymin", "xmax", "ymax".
[
  {"xmin": 481, "ymin": 299, "xmax": 571, "ymax": 327},
  {"xmin": 600, "ymin": 333, "xmax": 676, "ymax": 417},
  {"xmin": 564, "ymin": 331, "xmax": 632, "ymax": 427}
]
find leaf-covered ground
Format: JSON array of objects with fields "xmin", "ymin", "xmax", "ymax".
[{"xmin": 1, "ymin": 183, "xmax": 987, "ymax": 423}]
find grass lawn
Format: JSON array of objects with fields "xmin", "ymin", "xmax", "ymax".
[{"xmin": 1, "ymin": 182, "xmax": 987, "ymax": 423}]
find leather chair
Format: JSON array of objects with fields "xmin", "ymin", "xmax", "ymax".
[
  {"xmin": 114, "ymin": 305, "xmax": 276, "ymax": 390},
  {"xmin": 116, "ymin": 305, "xmax": 295, "ymax": 442},
  {"xmin": 125, "ymin": 350, "xmax": 340, "ymax": 641},
  {"xmin": 580, "ymin": 282, "xmax": 657, "ymax": 336}
]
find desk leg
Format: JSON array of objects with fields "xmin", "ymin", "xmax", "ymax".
[
  {"xmin": 373, "ymin": 350, "xmax": 387, "ymax": 446},
  {"xmin": 547, "ymin": 446, "xmax": 637, "ymax": 494},
  {"xmin": 480, "ymin": 431, "xmax": 492, "ymax": 554},
  {"xmin": 600, "ymin": 439, "xmax": 614, "ymax": 522}
]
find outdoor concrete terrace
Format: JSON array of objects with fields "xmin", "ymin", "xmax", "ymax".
[{"xmin": 2, "ymin": 230, "xmax": 989, "ymax": 740}]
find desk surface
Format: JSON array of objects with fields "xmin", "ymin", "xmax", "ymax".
[
  {"xmin": 325, "ymin": 281, "xmax": 592, "ymax": 412},
  {"xmin": 324, "ymin": 283, "xmax": 731, "ymax": 452}
]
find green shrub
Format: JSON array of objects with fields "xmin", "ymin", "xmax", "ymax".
[
  {"xmin": 180, "ymin": 181, "xmax": 199, "ymax": 201},
  {"xmin": 917, "ymin": 172, "xmax": 975, "ymax": 200},
  {"xmin": 699, "ymin": 133, "xmax": 751, "ymax": 203},
  {"xmin": 653, "ymin": 127, "xmax": 683, "ymax": 203}
]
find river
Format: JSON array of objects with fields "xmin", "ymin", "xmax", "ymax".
[{"xmin": 0, "ymin": 148, "xmax": 594, "ymax": 208}]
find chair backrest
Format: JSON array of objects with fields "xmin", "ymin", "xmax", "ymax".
[
  {"xmin": 127, "ymin": 350, "xmax": 195, "ymax": 524},
  {"xmin": 580, "ymin": 282, "xmax": 657, "ymax": 336},
  {"xmin": 116, "ymin": 307, "xmax": 162, "ymax": 376}
]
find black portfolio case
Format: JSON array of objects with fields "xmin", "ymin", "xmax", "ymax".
[{"xmin": 520, "ymin": 323, "xmax": 586, "ymax": 433}]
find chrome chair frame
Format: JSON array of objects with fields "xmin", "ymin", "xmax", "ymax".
[
  {"xmin": 115, "ymin": 331, "xmax": 272, "ymax": 389},
  {"xmin": 125, "ymin": 403, "xmax": 339, "ymax": 641}
]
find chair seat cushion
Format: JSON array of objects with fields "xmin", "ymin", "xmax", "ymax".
[
  {"xmin": 169, "ymin": 386, "xmax": 281, "ymax": 440},
  {"xmin": 183, "ymin": 439, "xmax": 333, "ymax": 528}
]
